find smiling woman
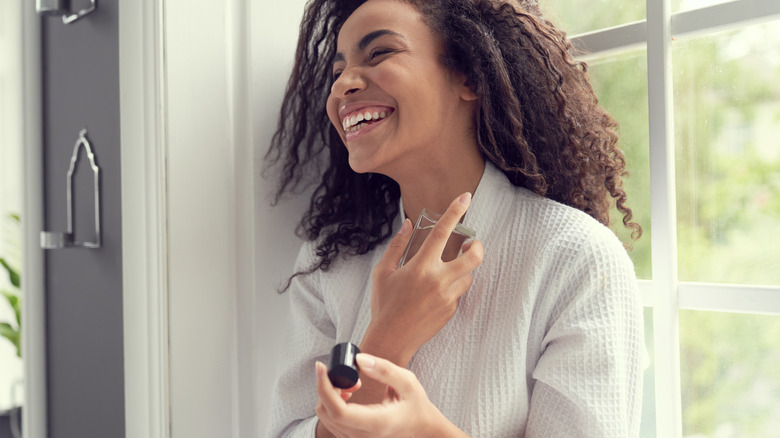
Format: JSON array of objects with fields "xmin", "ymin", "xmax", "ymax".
[
  {"xmin": 325, "ymin": 5, "xmax": 480, "ymax": 183},
  {"xmin": 264, "ymin": 1, "xmax": 645, "ymax": 437}
]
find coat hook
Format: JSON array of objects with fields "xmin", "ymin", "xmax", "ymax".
[
  {"xmin": 41, "ymin": 129, "xmax": 102, "ymax": 250},
  {"xmin": 36, "ymin": 0, "xmax": 98, "ymax": 25}
]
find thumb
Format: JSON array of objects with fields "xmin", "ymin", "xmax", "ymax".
[
  {"xmin": 355, "ymin": 353, "xmax": 416, "ymax": 398},
  {"xmin": 376, "ymin": 219, "xmax": 413, "ymax": 272}
]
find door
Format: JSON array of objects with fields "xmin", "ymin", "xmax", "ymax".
[{"xmin": 39, "ymin": 1, "xmax": 125, "ymax": 437}]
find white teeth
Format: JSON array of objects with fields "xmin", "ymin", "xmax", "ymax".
[{"xmin": 342, "ymin": 109, "xmax": 392, "ymax": 131}]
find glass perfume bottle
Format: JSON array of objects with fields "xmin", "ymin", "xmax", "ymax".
[{"xmin": 398, "ymin": 208, "xmax": 477, "ymax": 268}]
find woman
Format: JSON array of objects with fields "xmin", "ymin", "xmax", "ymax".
[{"xmin": 266, "ymin": 0, "xmax": 645, "ymax": 436}]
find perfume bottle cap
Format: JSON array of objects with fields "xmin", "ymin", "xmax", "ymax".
[{"xmin": 328, "ymin": 342, "xmax": 360, "ymax": 389}]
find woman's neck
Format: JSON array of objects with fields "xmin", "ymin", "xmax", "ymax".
[{"xmin": 397, "ymin": 153, "xmax": 486, "ymax": 224}]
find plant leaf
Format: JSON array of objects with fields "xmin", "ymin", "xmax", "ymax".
[
  {"xmin": 0, "ymin": 322, "xmax": 21, "ymax": 358},
  {"xmin": 0, "ymin": 322, "xmax": 19, "ymax": 343},
  {"xmin": 2, "ymin": 290, "xmax": 18, "ymax": 308},
  {"xmin": 2, "ymin": 290, "xmax": 21, "ymax": 326},
  {"xmin": 0, "ymin": 257, "xmax": 20, "ymax": 289}
]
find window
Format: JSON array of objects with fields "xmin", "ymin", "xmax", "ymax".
[
  {"xmin": 542, "ymin": 0, "xmax": 780, "ymax": 436},
  {"xmin": 0, "ymin": 0, "xmax": 24, "ymax": 413}
]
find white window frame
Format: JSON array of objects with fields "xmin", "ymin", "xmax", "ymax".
[
  {"xmin": 20, "ymin": 2, "xmax": 47, "ymax": 437},
  {"xmin": 570, "ymin": 1, "xmax": 780, "ymax": 436}
]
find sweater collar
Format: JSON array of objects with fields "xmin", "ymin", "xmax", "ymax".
[
  {"xmin": 461, "ymin": 160, "xmax": 511, "ymax": 242},
  {"xmin": 394, "ymin": 160, "xmax": 511, "ymax": 240}
]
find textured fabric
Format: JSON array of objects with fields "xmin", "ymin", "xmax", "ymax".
[{"xmin": 267, "ymin": 162, "xmax": 645, "ymax": 438}]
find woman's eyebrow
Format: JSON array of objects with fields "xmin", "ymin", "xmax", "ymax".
[{"xmin": 333, "ymin": 29, "xmax": 405, "ymax": 64}]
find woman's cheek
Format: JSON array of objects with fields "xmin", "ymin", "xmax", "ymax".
[{"xmin": 326, "ymin": 100, "xmax": 340, "ymax": 132}]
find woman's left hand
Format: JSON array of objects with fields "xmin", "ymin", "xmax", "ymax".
[{"xmin": 315, "ymin": 353, "xmax": 468, "ymax": 438}]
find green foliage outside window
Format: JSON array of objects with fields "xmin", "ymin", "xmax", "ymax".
[
  {"xmin": 0, "ymin": 214, "xmax": 21, "ymax": 358},
  {"xmin": 673, "ymin": 23, "xmax": 780, "ymax": 437},
  {"xmin": 541, "ymin": 1, "xmax": 780, "ymax": 437}
]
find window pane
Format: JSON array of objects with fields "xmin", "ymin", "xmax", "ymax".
[
  {"xmin": 0, "ymin": 0, "xmax": 24, "ymax": 412},
  {"xmin": 680, "ymin": 310, "xmax": 780, "ymax": 437},
  {"xmin": 540, "ymin": 0, "xmax": 645, "ymax": 36},
  {"xmin": 673, "ymin": 20, "xmax": 780, "ymax": 286},
  {"xmin": 588, "ymin": 49, "xmax": 652, "ymax": 279},
  {"xmin": 641, "ymin": 307, "xmax": 657, "ymax": 438},
  {"xmin": 672, "ymin": 0, "xmax": 736, "ymax": 13}
]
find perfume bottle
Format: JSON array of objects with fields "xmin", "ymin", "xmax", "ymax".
[{"xmin": 398, "ymin": 208, "xmax": 476, "ymax": 268}]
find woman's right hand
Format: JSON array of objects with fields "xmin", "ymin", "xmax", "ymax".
[{"xmin": 361, "ymin": 192, "xmax": 484, "ymax": 367}]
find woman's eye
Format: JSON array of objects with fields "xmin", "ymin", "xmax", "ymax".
[
  {"xmin": 368, "ymin": 48, "xmax": 393, "ymax": 61},
  {"xmin": 332, "ymin": 70, "xmax": 342, "ymax": 81}
]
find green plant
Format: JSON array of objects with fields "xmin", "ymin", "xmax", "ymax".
[{"xmin": 0, "ymin": 214, "xmax": 21, "ymax": 358}]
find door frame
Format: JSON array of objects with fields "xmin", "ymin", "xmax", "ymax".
[
  {"xmin": 19, "ymin": 2, "xmax": 258, "ymax": 437},
  {"xmin": 119, "ymin": 1, "xmax": 171, "ymax": 437},
  {"xmin": 119, "ymin": 1, "xmax": 257, "ymax": 437},
  {"xmin": 21, "ymin": 3, "xmax": 46, "ymax": 438}
]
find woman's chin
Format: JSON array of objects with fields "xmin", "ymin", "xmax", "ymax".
[{"xmin": 347, "ymin": 153, "xmax": 379, "ymax": 175}]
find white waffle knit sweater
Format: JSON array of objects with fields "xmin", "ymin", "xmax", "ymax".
[{"xmin": 267, "ymin": 162, "xmax": 645, "ymax": 438}]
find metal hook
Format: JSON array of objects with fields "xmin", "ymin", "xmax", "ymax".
[
  {"xmin": 41, "ymin": 129, "xmax": 102, "ymax": 250},
  {"xmin": 36, "ymin": 0, "xmax": 98, "ymax": 25}
]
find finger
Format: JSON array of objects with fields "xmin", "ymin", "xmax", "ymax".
[
  {"xmin": 418, "ymin": 193, "xmax": 472, "ymax": 261},
  {"xmin": 316, "ymin": 362, "xmax": 383, "ymax": 433},
  {"xmin": 447, "ymin": 239, "xmax": 484, "ymax": 277},
  {"xmin": 374, "ymin": 219, "xmax": 413, "ymax": 272},
  {"xmin": 341, "ymin": 379, "xmax": 362, "ymax": 401},
  {"xmin": 315, "ymin": 361, "xmax": 346, "ymax": 418},
  {"xmin": 355, "ymin": 353, "xmax": 417, "ymax": 399}
]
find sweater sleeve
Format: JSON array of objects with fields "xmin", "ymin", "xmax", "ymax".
[
  {"xmin": 526, "ymin": 226, "xmax": 645, "ymax": 438},
  {"xmin": 266, "ymin": 242, "xmax": 336, "ymax": 438}
]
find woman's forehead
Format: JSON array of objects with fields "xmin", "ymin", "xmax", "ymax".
[{"xmin": 336, "ymin": 0, "xmax": 423, "ymax": 48}]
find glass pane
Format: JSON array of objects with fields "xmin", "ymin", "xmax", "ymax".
[
  {"xmin": 673, "ymin": 20, "xmax": 780, "ymax": 286},
  {"xmin": 641, "ymin": 307, "xmax": 657, "ymax": 438},
  {"xmin": 680, "ymin": 310, "xmax": 780, "ymax": 437},
  {"xmin": 588, "ymin": 49, "xmax": 652, "ymax": 279},
  {"xmin": 672, "ymin": 0, "xmax": 737, "ymax": 13},
  {"xmin": 540, "ymin": 0, "xmax": 645, "ymax": 36},
  {"xmin": 0, "ymin": 1, "xmax": 24, "ymax": 413}
]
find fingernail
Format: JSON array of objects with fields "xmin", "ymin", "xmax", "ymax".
[
  {"xmin": 315, "ymin": 361, "xmax": 325, "ymax": 376},
  {"xmin": 400, "ymin": 219, "xmax": 412, "ymax": 235},
  {"xmin": 355, "ymin": 353, "xmax": 375, "ymax": 369},
  {"xmin": 459, "ymin": 192, "xmax": 472, "ymax": 206}
]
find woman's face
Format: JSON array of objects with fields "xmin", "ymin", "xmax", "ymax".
[{"xmin": 326, "ymin": 0, "xmax": 476, "ymax": 179}]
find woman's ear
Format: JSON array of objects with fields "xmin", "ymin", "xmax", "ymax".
[
  {"xmin": 448, "ymin": 68, "xmax": 478, "ymax": 102},
  {"xmin": 458, "ymin": 73, "xmax": 478, "ymax": 102}
]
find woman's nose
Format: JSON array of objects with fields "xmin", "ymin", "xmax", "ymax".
[{"xmin": 331, "ymin": 67, "xmax": 366, "ymax": 97}]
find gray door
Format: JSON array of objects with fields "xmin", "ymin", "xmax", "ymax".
[{"xmin": 40, "ymin": 1, "xmax": 124, "ymax": 437}]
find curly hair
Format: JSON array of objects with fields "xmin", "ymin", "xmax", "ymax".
[{"xmin": 264, "ymin": 0, "xmax": 642, "ymax": 291}]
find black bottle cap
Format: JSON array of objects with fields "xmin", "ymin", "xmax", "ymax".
[{"xmin": 328, "ymin": 342, "xmax": 360, "ymax": 389}]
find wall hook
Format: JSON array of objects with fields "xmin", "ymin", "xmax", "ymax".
[
  {"xmin": 41, "ymin": 129, "xmax": 102, "ymax": 250},
  {"xmin": 36, "ymin": 0, "xmax": 98, "ymax": 25}
]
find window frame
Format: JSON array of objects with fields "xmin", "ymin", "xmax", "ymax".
[{"xmin": 569, "ymin": 0, "xmax": 780, "ymax": 436}]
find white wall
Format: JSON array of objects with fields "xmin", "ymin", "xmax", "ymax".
[
  {"xmin": 252, "ymin": 0, "xmax": 311, "ymax": 433},
  {"xmin": 122, "ymin": 1, "xmax": 311, "ymax": 436}
]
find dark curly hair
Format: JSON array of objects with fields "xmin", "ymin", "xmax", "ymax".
[{"xmin": 264, "ymin": 0, "xmax": 642, "ymax": 291}]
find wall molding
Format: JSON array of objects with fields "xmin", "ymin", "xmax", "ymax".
[
  {"xmin": 119, "ymin": 1, "xmax": 171, "ymax": 437},
  {"xmin": 227, "ymin": 0, "xmax": 258, "ymax": 436}
]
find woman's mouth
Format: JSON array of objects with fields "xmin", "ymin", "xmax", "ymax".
[{"xmin": 341, "ymin": 108, "xmax": 395, "ymax": 140}]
